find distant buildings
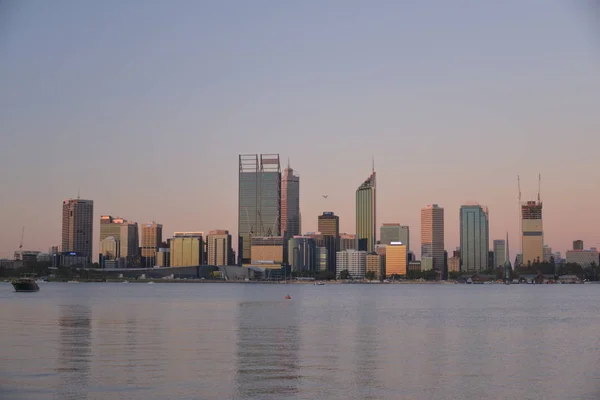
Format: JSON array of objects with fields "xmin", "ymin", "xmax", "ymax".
[
  {"xmin": 366, "ymin": 253, "xmax": 384, "ymax": 280},
  {"xmin": 493, "ymin": 240, "xmax": 506, "ymax": 269},
  {"xmin": 142, "ymin": 222, "xmax": 162, "ymax": 267},
  {"xmin": 281, "ymin": 161, "xmax": 300, "ymax": 239},
  {"xmin": 385, "ymin": 242, "xmax": 407, "ymax": 277},
  {"xmin": 249, "ymin": 236, "xmax": 284, "ymax": 268},
  {"xmin": 170, "ymin": 232, "xmax": 203, "ymax": 267},
  {"xmin": 238, "ymin": 154, "xmax": 281, "ymax": 264},
  {"xmin": 336, "ymin": 249, "xmax": 367, "ymax": 279},
  {"xmin": 380, "ymin": 223, "xmax": 409, "ymax": 252},
  {"xmin": 339, "ymin": 233, "xmax": 357, "ymax": 251},
  {"xmin": 288, "ymin": 235, "xmax": 317, "ymax": 272},
  {"xmin": 206, "ymin": 230, "xmax": 234, "ymax": 266},
  {"xmin": 100, "ymin": 216, "xmax": 139, "ymax": 267},
  {"xmin": 421, "ymin": 204, "xmax": 444, "ymax": 271},
  {"xmin": 62, "ymin": 198, "xmax": 94, "ymax": 263},
  {"xmin": 573, "ymin": 240, "xmax": 583, "ymax": 251},
  {"xmin": 521, "ymin": 200, "xmax": 543, "ymax": 265},
  {"xmin": 566, "ymin": 241, "xmax": 599, "ymax": 267},
  {"xmin": 459, "ymin": 204, "xmax": 489, "ymax": 273},
  {"xmin": 356, "ymin": 169, "xmax": 376, "ymax": 253},
  {"xmin": 318, "ymin": 212, "xmax": 340, "ymax": 273}
]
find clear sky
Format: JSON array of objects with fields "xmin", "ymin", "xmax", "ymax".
[{"xmin": 1, "ymin": 0, "xmax": 599, "ymax": 261}]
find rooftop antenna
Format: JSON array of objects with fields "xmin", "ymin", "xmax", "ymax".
[
  {"xmin": 77, "ymin": 188, "xmax": 80, "ymax": 200},
  {"xmin": 537, "ymin": 173, "xmax": 541, "ymax": 202},
  {"xmin": 517, "ymin": 175, "xmax": 522, "ymax": 260},
  {"xmin": 287, "ymin": 157, "xmax": 290, "ymax": 169},
  {"xmin": 372, "ymin": 156, "xmax": 375, "ymax": 173},
  {"xmin": 19, "ymin": 226, "xmax": 24, "ymax": 249}
]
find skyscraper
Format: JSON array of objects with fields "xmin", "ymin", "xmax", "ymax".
[
  {"xmin": 62, "ymin": 198, "xmax": 94, "ymax": 263},
  {"xmin": 318, "ymin": 212, "xmax": 340, "ymax": 273},
  {"xmin": 573, "ymin": 240, "xmax": 584, "ymax": 250},
  {"xmin": 421, "ymin": 204, "xmax": 444, "ymax": 271},
  {"xmin": 99, "ymin": 216, "xmax": 139, "ymax": 266},
  {"xmin": 380, "ymin": 223, "xmax": 410, "ymax": 251},
  {"xmin": 459, "ymin": 204, "xmax": 489, "ymax": 273},
  {"xmin": 521, "ymin": 200, "xmax": 543, "ymax": 265},
  {"xmin": 238, "ymin": 154, "xmax": 281, "ymax": 264},
  {"xmin": 142, "ymin": 222, "xmax": 162, "ymax": 266},
  {"xmin": 356, "ymin": 168, "xmax": 376, "ymax": 253},
  {"xmin": 493, "ymin": 239, "xmax": 506, "ymax": 269},
  {"xmin": 281, "ymin": 161, "xmax": 300, "ymax": 239}
]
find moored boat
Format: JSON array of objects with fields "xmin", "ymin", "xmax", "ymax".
[{"xmin": 12, "ymin": 276, "xmax": 40, "ymax": 292}]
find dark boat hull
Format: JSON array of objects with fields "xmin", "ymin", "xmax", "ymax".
[{"xmin": 12, "ymin": 280, "xmax": 40, "ymax": 292}]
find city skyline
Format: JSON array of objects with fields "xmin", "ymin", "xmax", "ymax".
[{"xmin": 1, "ymin": 2, "xmax": 599, "ymax": 260}]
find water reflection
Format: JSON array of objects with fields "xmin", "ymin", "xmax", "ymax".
[
  {"xmin": 56, "ymin": 304, "xmax": 92, "ymax": 400},
  {"xmin": 352, "ymin": 301, "xmax": 382, "ymax": 399},
  {"xmin": 235, "ymin": 301, "xmax": 300, "ymax": 399}
]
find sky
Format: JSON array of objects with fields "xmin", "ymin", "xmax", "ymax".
[{"xmin": 1, "ymin": 0, "xmax": 599, "ymax": 261}]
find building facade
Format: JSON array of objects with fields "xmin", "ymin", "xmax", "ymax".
[
  {"xmin": 459, "ymin": 204, "xmax": 489, "ymax": 273},
  {"xmin": 566, "ymin": 249, "xmax": 599, "ymax": 267},
  {"xmin": 521, "ymin": 200, "xmax": 543, "ymax": 265},
  {"xmin": 380, "ymin": 223, "xmax": 410, "ymax": 252},
  {"xmin": 339, "ymin": 233, "xmax": 357, "ymax": 251},
  {"xmin": 238, "ymin": 154, "xmax": 281, "ymax": 264},
  {"xmin": 421, "ymin": 204, "xmax": 444, "ymax": 271},
  {"xmin": 249, "ymin": 236, "xmax": 284, "ymax": 268},
  {"xmin": 62, "ymin": 198, "xmax": 94, "ymax": 263},
  {"xmin": 142, "ymin": 222, "xmax": 162, "ymax": 266},
  {"xmin": 281, "ymin": 162, "xmax": 300, "ymax": 239},
  {"xmin": 206, "ymin": 230, "xmax": 234, "ymax": 266},
  {"xmin": 287, "ymin": 236, "xmax": 317, "ymax": 272},
  {"xmin": 336, "ymin": 249, "xmax": 367, "ymax": 279},
  {"xmin": 318, "ymin": 212, "xmax": 340, "ymax": 273},
  {"xmin": 356, "ymin": 170, "xmax": 376, "ymax": 253},
  {"xmin": 170, "ymin": 232, "xmax": 203, "ymax": 267},
  {"xmin": 385, "ymin": 243, "xmax": 407, "ymax": 277},
  {"xmin": 573, "ymin": 240, "xmax": 584, "ymax": 250},
  {"xmin": 493, "ymin": 240, "xmax": 506, "ymax": 269},
  {"xmin": 366, "ymin": 253, "xmax": 384, "ymax": 280}
]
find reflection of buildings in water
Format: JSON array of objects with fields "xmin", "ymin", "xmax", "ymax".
[
  {"xmin": 353, "ymin": 305, "xmax": 381, "ymax": 400},
  {"xmin": 235, "ymin": 301, "xmax": 300, "ymax": 399},
  {"xmin": 57, "ymin": 304, "xmax": 92, "ymax": 399}
]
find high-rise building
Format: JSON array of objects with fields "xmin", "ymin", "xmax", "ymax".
[
  {"xmin": 493, "ymin": 240, "xmax": 506, "ymax": 269},
  {"xmin": 250, "ymin": 236, "xmax": 284, "ymax": 268},
  {"xmin": 281, "ymin": 161, "xmax": 300, "ymax": 239},
  {"xmin": 380, "ymin": 223, "xmax": 409, "ymax": 252},
  {"xmin": 339, "ymin": 233, "xmax": 357, "ymax": 251},
  {"xmin": 356, "ymin": 169, "xmax": 376, "ymax": 252},
  {"xmin": 318, "ymin": 212, "xmax": 340, "ymax": 273},
  {"xmin": 336, "ymin": 249, "xmax": 367, "ymax": 279},
  {"xmin": 521, "ymin": 200, "xmax": 543, "ymax": 265},
  {"xmin": 573, "ymin": 240, "xmax": 584, "ymax": 250},
  {"xmin": 288, "ymin": 236, "xmax": 317, "ymax": 272},
  {"xmin": 421, "ymin": 204, "xmax": 444, "ymax": 271},
  {"xmin": 385, "ymin": 242, "xmax": 407, "ymax": 277},
  {"xmin": 459, "ymin": 204, "xmax": 489, "ymax": 273},
  {"xmin": 142, "ymin": 222, "xmax": 162, "ymax": 266},
  {"xmin": 62, "ymin": 198, "xmax": 94, "ymax": 263},
  {"xmin": 316, "ymin": 247, "xmax": 328, "ymax": 272},
  {"xmin": 238, "ymin": 154, "xmax": 281, "ymax": 264},
  {"xmin": 366, "ymin": 253, "xmax": 384, "ymax": 280},
  {"xmin": 99, "ymin": 216, "xmax": 139, "ymax": 266},
  {"xmin": 170, "ymin": 232, "xmax": 203, "ymax": 267},
  {"xmin": 206, "ymin": 230, "xmax": 234, "ymax": 266}
]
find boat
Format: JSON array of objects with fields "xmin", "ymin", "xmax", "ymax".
[
  {"xmin": 314, "ymin": 281, "xmax": 325, "ymax": 286},
  {"xmin": 147, "ymin": 281, "xmax": 154, "ymax": 285},
  {"xmin": 284, "ymin": 294, "xmax": 291, "ymax": 300},
  {"xmin": 12, "ymin": 276, "xmax": 40, "ymax": 292}
]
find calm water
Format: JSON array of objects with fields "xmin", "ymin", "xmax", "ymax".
[{"xmin": 1, "ymin": 282, "xmax": 600, "ymax": 399}]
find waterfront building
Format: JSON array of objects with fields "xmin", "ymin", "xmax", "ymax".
[
  {"xmin": 249, "ymin": 236, "xmax": 284, "ymax": 269},
  {"xmin": 459, "ymin": 204, "xmax": 489, "ymax": 273},
  {"xmin": 566, "ymin": 249, "xmax": 599, "ymax": 267},
  {"xmin": 366, "ymin": 253, "xmax": 384, "ymax": 279},
  {"xmin": 170, "ymin": 232, "xmax": 203, "ymax": 267},
  {"xmin": 206, "ymin": 230, "xmax": 234, "ymax": 266},
  {"xmin": 339, "ymin": 233, "xmax": 357, "ymax": 251},
  {"xmin": 99, "ymin": 216, "xmax": 139, "ymax": 267},
  {"xmin": 142, "ymin": 222, "xmax": 162, "ymax": 266},
  {"xmin": 316, "ymin": 247, "xmax": 328, "ymax": 272},
  {"xmin": 318, "ymin": 212, "xmax": 340, "ymax": 273},
  {"xmin": 380, "ymin": 224, "xmax": 410, "ymax": 252},
  {"xmin": 238, "ymin": 154, "xmax": 281, "ymax": 264},
  {"xmin": 62, "ymin": 198, "xmax": 94, "ymax": 263},
  {"xmin": 385, "ymin": 242, "xmax": 407, "ymax": 277},
  {"xmin": 356, "ymin": 169, "xmax": 376, "ymax": 252},
  {"xmin": 336, "ymin": 249, "xmax": 367, "ymax": 279},
  {"xmin": 421, "ymin": 256, "xmax": 434, "ymax": 271},
  {"xmin": 288, "ymin": 236, "xmax": 317, "ymax": 272},
  {"xmin": 521, "ymin": 200, "xmax": 543, "ymax": 265},
  {"xmin": 281, "ymin": 161, "xmax": 300, "ymax": 239},
  {"xmin": 155, "ymin": 242, "xmax": 170, "ymax": 268},
  {"xmin": 493, "ymin": 240, "xmax": 506, "ymax": 269},
  {"xmin": 421, "ymin": 204, "xmax": 444, "ymax": 271},
  {"xmin": 448, "ymin": 256, "xmax": 460, "ymax": 273}
]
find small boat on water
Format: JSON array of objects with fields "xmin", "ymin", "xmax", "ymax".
[
  {"xmin": 12, "ymin": 276, "xmax": 40, "ymax": 292},
  {"xmin": 314, "ymin": 281, "xmax": 325, "ymax": 286},
  {"xmin": 285, "ymin": 294, "xmax": 291, "ymax": 300},
  {"xmin": 148, "ymin": 281, "xmax": 154, "ymax": 285}
]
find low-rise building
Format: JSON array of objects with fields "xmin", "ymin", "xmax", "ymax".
[{"xmin": 336, "ymin": 249, "xmax": 367, "ymax": 279}]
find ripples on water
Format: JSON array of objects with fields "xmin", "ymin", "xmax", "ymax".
[{"xmin": 1, "ymin": 282, "xmax": 600, "ymax": 399}]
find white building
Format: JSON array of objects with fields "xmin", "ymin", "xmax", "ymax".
[
  {"xmin": 336, "ymin": 249, "xmax": 367, "ymax": 279},
  {"xmin": 566, "ymin": 249, "xmax": 599, "ymax": 267}
]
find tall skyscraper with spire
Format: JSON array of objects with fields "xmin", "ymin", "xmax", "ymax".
[
  {"xmin": 281, "ymin": 159, "xmax": 300, "ymax": 239},
  {"xmin": 62, "ymin": 198, "xmax": 94, "ymax": 263},
  {"xmin": 356, "ymin": 162, "xmax": 376, "ymax": 253}
]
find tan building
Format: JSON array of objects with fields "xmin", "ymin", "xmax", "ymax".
[
  {"xmin": 206, "ymin": 230, "xmax": 233, "ymax": 266},
  {"xmin": 249, "ymin": 236, "xmax": 284, "ymax": 269},
  {"xmin": 170, "ymin": 232, "xmax": 203, "ymax": 267},
  {"xmin": 340, "ymin": 233, "xmax": 357, "ymax": 251},
  {"xmin": 366, "ymin": 253, "xmax": 384, "ymax": 279},
  {"xmin": 421, "ymin": 204, "xmax": 444, "ymax": 271},
  {"xmin": 385, "ymin": 243, "xmax": 407, "ymax": 276},
  {"xmin": 448, "ymin": 256, "xmax": 460, "ymax": 273},
  {"xmin": 142, "ymin": 222, "xmax": 162, "ymax": 257},
  {"xmin": 521, "ymin": 201, "xmax": 543, "ymax": 265}
]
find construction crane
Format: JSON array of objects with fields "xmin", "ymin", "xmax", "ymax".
[
  {"xmin": 19, "ymin": 226, "xmax": 24, "ymax": 249},
  {"xmin": 538, "ymin": 173, "xmax": 541, "ymax": 202},
  {"xmin": 517, "ymin": 175, "xmax": 521, "ymax": 204}
]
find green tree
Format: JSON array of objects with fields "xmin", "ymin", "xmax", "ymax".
[
  {"xmin": 339, "ymin": 269, "xmax": 351, "ymax": 280},
  {"xmin": 448, "ymin": 271, "xmax": 461, "ymax": 280},
  {"xmin": 365, "ymin": 271, "xmax": 376, "ymax": 281}
]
